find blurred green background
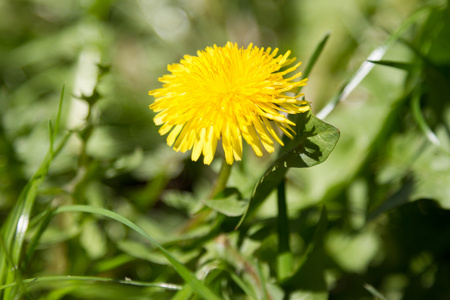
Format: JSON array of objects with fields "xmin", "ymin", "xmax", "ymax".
[{"xmin": 1, "ymin": 0, "xmax": 450, "ymax": 299}]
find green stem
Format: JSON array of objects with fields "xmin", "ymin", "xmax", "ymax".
[
  {"xmin": 277, "ymin": 180, "xmax": 293, "ymax": 281},
  {"xmin": 181, "ymin": 158, "xmax": 232, "ymax": 233},
  {"xmin": 277, "ymin": 180, "xmax": 289, "ymax": 253},
  {"xmin": 209, "ymin": 158, "xmax": 232, "ymax": 199}
]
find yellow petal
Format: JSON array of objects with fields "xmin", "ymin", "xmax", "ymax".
[{"xmin": 148, "ymin": 41, "xmax": 311, "ymax": 164}]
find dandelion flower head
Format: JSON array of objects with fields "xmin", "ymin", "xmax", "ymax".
[{"xmin": 149, "ymin": 42, "xmax": 309, "ymax": 165}]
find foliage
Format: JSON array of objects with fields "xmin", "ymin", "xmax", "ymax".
[{"xmin": 1, "ymin": 0, "xmax": 450, "ymax": 299}]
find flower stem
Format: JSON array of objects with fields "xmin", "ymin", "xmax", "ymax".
[
  {"xmin": 181, "ymin": 158, "xmax": 232, "ymax": 233},
  {"xmin": 277, "ymin": 180, "xmax": 293, "ymax": 281},
  {"xmin": 209, "ymin": 158, "xmax": 232, "ymax": 199}
]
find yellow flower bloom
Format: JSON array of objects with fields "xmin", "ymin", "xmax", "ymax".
[{"xmin": 149, "ymin": 42, "xmax": 309, "ymax": 165}]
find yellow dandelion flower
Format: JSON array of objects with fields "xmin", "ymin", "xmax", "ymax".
[{"xmin": 149, "ymin": 42, "xmax": 309, "ymax": 165}]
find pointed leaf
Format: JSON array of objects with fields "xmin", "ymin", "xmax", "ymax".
[
  {"xmin": 237, "ymin": 111, "xmax": 339, "ymax": 227},
  {"xmin": 302, "ymin": 32, "xmax": 331, "ymax": 80},
  {"xmin": 368, "ymin": 60, "xmax": 418, "ymax": 71},
  {"xmin": 285, "ymin": 31, "xmax": 331, "ymax": 142}
]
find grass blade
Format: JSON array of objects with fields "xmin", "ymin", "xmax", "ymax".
[
  {"xmin": 0, "ymin": 275, "xmax": 182, "ymax": 292},
  {"xmin": 171, "ymin": 285, "xmax": 193, "ymax": 300},
  {"xmin": 302, "ymin": 31, "xmax": 331, "ymax": 80},
  {"xmin": 255, "ymin": 260, "xmax": 270, "ymax": 300},
  {"xmin": 411, "ymin": 89, "xmax": 450, "ymax": 154},
  {"xmin": 0, "ymin": 87, "xmax": 69, "ymax": 299},
  {"xmin": 363, "ymin": 283, "xmax": 388, "ymax": 300},
  {"xmin": 54, "ymin": 85, "xmax": 65, "ymax": 140},
  {"xmin": 317, "ymin": 6, "xmax": 431, "ymax": 119},
  {"xmin": 0, "ymin": 236, "xmax": 31, "ymax": 299},
  {"xmin": 23, "ymin": 208, "xmax": 56, "ymax": 269},
  {"xmin": 54, "ymin": 205, "xmax": 221, "ymax": 300},
  {"xmin": 367, "ymin": 60, "xmax": 418, "ymax": 71},
  {"xmin": 228, "ymin": 272, "xmax": 258, "ymax": 300}
]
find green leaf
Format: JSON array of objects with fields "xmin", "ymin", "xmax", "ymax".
[
  {"xmin": 282, "ymin": 207, "xmax": 328, "ymax": 294},
  {"xmin": 370, "ymin": 119, "xmax": 450, "ymax": 216},
  {"xmin": 161, "ymin": 190, "xmax": 201, "ymax": 214},
  {"xmin": 302, "ymin": 32, "xmax": 331, "ymax": 80},
  {"xmin": 204, "ymin": 188, "xmax": 248, "ymax": 217},
  {"xmin": 367, "ymin": 60, "xmax": 418, "ymax": 71},
  {"xmin": 422, "ymin": 3, "xmax": 450, "ymax": 65},
  {"xmin": 237, "ymin": 110, "xmax": 339, "ymax": 227},
  {"xmin": 92, "ymin": 255, "xmax": 135, "ymax": 273},
  {"xmin": 117, "ymin": 240, "xmax": 200, "ymax": 265},
  {"xmin": 369, "ymin": 175, "xmax": 414, "ymax": 220},
  {"xmin": 172, "ymin": 285, "xmax": 193, "ymax": 300},
  {"xmin": 228, "ymin": 271, "xmax": 258, "ymax": 300},
  {"xmin": 80, "ymin": 218, "xmax": 108, "ymax": 259},
  {"xmin": 285, "ymin": 31, "xmax": 331, "ymax": 144},
  {"xmin": 289, "ymin": 290, "xmax": 328, "ymax": 300},
  {"xmin": 282, "ymin": 110, "xmax": 341, "ymax": 166},
  {"xmin": 23, "ymin": 208, "xmax": 56, "ymax": 268},
  {"xmin": 54, "ymin": 205, "xmax": 221, "ymax": 300},
  {"xmin": 410, "ymin": 139, "xmax": 450, "ymax": 208}
]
